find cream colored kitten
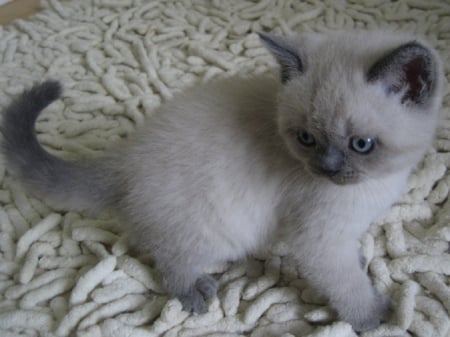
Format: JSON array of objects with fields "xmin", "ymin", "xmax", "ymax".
[{"xmin": 1, "ymin": 30, "xmax": 444, "ymax": 331}]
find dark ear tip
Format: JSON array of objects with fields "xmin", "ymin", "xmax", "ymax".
[
  {"xmin": 367, "ymin": 40, "xmax": 437, "ymax": 105},
  {"xmin": 367, "ymin": 41, "xmax": 434, "ymax": 82}
]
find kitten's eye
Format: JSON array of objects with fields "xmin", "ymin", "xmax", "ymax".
[
  {"xmin": 297, "ymin": 130, "xmax": 316, "ymax": 147},
  {"xmin": 350, "ymin": 136, "xmax": 375, "ymax": 154}
]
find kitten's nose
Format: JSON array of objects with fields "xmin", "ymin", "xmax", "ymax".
[
  {"xmin": 319, "ymin": 166, "xmax": 340, "ymax": 177},
  {"xmin": 318, "ymin": 146, "xmax": 343, "ymax": 177}
]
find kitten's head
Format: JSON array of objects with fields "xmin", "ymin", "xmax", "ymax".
[{"xmin": 260, "ymin": 31, "xmax": 444, "ymax": 185}]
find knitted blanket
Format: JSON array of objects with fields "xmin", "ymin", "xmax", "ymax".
[{"xmin": 0, "ymin": 1, "xmax": 449, "ymax": 336}]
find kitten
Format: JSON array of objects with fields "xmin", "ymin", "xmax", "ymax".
[{"xmin": 1, "ymin": 30, "xmax": 443, "ymax": 332}]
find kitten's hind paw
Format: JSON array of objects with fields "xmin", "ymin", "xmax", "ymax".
[
  {"xmin": 178, "ymin": 275, "xmax": 218, "ymax": 314},
  {"xmin": 179, "ymin": 288, "xmax": 209, "ymax": 314},
  {"xmin": 196, "ymin": 274, "xmax": 218, "ymax": 300}
]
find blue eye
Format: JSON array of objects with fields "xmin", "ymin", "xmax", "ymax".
[
  {"xmin": 350, "ymin": 137, "xmax": 375, "ymax": 154},
  {"xmin": 297, "ymin": 130, "xmax": 315, "ymax": 147}
]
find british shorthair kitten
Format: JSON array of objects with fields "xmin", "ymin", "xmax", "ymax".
[{"xmin": 1, "ymin": 30, "xmax": 444, "ymax": 331}]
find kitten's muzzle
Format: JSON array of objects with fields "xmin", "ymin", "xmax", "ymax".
[
  {"xmin": 309, "ymin": 147, "xmax": 360, "ymax": 185},
  {"xmin": 318, "ymin": 166, "xmax": 340, "ymax": 177},
  {"xmin": 317, "ymin": 146, "xmax": 344, "ymax": 177}
]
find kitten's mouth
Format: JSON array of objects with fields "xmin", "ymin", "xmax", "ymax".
[
  {"xmin": 329, "ymin": 175, "xmax": 357, "ymax": 185},
  {"xmin": 309, "ymin": 167, "xmax": 360, "ymax": 185}
]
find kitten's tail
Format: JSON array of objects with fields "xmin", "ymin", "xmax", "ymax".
[{"xmin": 1, "ymin": 80, "xmax": 118, "ymax": 212}]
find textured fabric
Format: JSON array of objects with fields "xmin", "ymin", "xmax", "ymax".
[{"xmin": 0, "ymin": 1, "xmax": 449, "ymax": 336}]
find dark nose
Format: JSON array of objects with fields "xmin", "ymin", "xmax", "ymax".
[
  {"xmin": 319, "ymin": 165, "xmax": 340, "ymax": 177},
  {"xmin": 318, "ymin": 146, "xmax": 343, "ymax": 177}
]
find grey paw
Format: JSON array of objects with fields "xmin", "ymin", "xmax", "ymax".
[
  {"xmin": 178, "ymin": 275, "xmax": 218, "ymax": 314},
  {"xmin": 337, "ymin": 293, "xmax": 392, "ymax": 332},
  {"xmin": 195, "ymin": 274, "xmax": 218, "ymax": 300}
]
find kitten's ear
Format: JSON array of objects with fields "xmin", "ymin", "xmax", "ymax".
[
  {"xmin": 258, "ymin": 32, "xmax": 304, "ymax": 83},
  {"xmin": 367, "ymin": 42, "xmax": 437, "ymax": 105}
]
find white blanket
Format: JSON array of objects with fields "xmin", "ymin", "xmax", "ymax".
[{"xmin": 0, "ymin": 1, "xmax": 449, "ymax": 336}]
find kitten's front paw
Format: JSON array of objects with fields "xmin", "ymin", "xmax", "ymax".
[
  {"xmin": 335, "ymin": 292, "xmax": 392, "ymax": 332},
  {"xmin": 178, "ymin": 275, "xmax": 218, "ymax": 314}
]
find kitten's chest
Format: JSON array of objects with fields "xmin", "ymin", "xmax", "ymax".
[
  {"xmin": 281, "ymin": 174, "xmax": 408, "ymax": 237},
  {"xmin": 206, "ymin": 163, "xmax": 282, "ymax": 252}
]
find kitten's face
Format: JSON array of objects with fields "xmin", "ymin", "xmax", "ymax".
[{"xmin": 260, "ymin": 32, "xmax": 443, "ymax": 184}]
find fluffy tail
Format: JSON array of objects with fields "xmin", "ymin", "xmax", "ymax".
[{"xmin": 1, "ymin": 80, "xmax": 117, "ymax": 212}]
